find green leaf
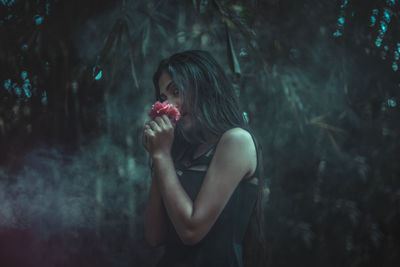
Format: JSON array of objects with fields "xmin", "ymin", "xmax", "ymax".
[
  {"xmin": 97, "ymin": 19, "xmax": 123, "ymax": 68},
  {"xmin": 213, "ymin": 0, "xmax": 270, "ymax": 73},
  {"xmin": 193, "ymin": 0, "xmax": 198, "ymax": 12},
  {"xmin": 107, "ymin": 25, "xmax": 122, "ymax": 92},
  {"xmin": 225, "ymin": 23, "xmax": 241, "ymax": 77},
  {"xmin": 121, "ymin": 20, "xmax": 139, "ymax": 89},
  {"xmin": 156, "ymin": 23, "xmax": 168, "ymax": 40},
  {"xmin": 141, "ymin": 21, "xmax": 151, "ymax": 57}
]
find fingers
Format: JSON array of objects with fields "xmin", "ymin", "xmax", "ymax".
[
  {"xmin": 142, "ymin": 121, "xmax": 158, "ymax": 148},
  {"xmin": 148, "ymin": 121, "xmax": 161, "ymax": 132},
  {"xmin": 143, "ymin": 124, "xmax": 152, "ymax": 136},
  {"xmin": 154, "ymin": 116, "xmax": 167, "ymax": 129},
  {"xmin": 143, "ymin": 123, "xmax": 154, "ymax": 134},
  {"xmin": 142, "ymin": 129, "xmax": 147, "ymax": 147},
  {"xmin": 145, "ymin": 116, "xmax": 172, "ymax": 131},
  {"xmin": 142, "ymin": 126, "xmax": 149, "ymax": 149},
  {"xmin": 161, "ymin": 114, "xmax": 173, "ymax": 128}
]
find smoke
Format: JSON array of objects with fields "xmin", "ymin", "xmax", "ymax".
[
  {"xmin": 1, "ymin": 0, "xmax": 400, "ymax": 266},
  {"xmin": 0, "ymin": 135, "xmax": 154, "ymax": 266}
]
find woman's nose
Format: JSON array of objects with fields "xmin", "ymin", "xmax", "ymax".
[
  {"xmin": 167, "ymin": 100, "xmax": 178, "ymax": 109},
  {"xmin": 162, "ymin": 99, "xmax": 182, "ymax": 113}
]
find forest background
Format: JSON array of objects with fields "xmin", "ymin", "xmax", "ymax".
[{"xmin": 0, "ymin": 0, "xmax": 399, "ymax": 266}]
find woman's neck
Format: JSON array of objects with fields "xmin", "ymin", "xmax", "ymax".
[
  {"xmin": 177, "ymin": 130, "xmax": 218, "ymax": 163},
  {"xmin": 201, "ymin": 129, "xmax": 219, "ymax": 145}
]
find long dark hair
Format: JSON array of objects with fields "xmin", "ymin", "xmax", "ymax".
[{"xmin": 152, "ymin": 50, "xmax": 267, "ymax": 266}]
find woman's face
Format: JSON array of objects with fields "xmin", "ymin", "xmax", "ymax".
[{"xmin": 158, "ymin": 71, "xmax": 193, "ymax": 131}]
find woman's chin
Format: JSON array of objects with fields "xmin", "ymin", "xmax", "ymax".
[
  {"xmin": 180, "ymin": 122, "xmax": 194, "ymax": 133},
  {"xmin": 181, "ymin": 124, "xmax": 191, "ymax": 132}
]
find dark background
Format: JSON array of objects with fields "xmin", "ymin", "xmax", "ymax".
[{"xmin": 1, "ymin": 0, "xmax": 399, "ymax": 266}]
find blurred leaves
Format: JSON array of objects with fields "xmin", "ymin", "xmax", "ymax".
[
  {"xmin": 225, "ymin": 22, "xmax": 241, "ymax": 77},
  {"xmin": 308, "ymin": 115, "xmax": 346, "ymax": 134},
  {"xmin": 193, "ymin": 0, "xmax": 209, "ymax": 14},
  {"xmin": 121, "ymin": 20, "xmax": 139, "ymax": 89},
  {"xmin": 96, "ymin": 19, "xmax": 123, "ymax": 72},
  {"xmin": 1, "ymin": 1, "xmax": 400, "ymax": 267}
]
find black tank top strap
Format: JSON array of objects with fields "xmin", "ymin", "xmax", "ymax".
[
  {"xmin": 189, "ymin": 127, "xmax": 260, "ymax": 178},
  {"xmin": 187, "ymin": 143, "xmax": 218, "ymax": 166},
  {"xmin": 177, "ymin": 127, "xmax": 260, "ymax": 176}
]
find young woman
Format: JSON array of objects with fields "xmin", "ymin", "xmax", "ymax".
[{"xmin": 143, "ymin": 50, "xmax": 266, "ymax": 267}]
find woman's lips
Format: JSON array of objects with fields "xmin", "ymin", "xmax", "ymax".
[{"xmin": 179, "ymin": 113, "xmax": 187, "ymax": 123}]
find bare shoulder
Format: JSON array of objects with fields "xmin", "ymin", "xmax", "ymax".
[
  {"xmin": 217, "ymin": 127, "xmax": 257, "ymax": 178},
  {"xmin": 219, "ymin": 127, "xmax": 254, "ymax": 147},
  {"xmin": 222, "ymin": 127, "xmax": 251, "ymax": 139}
]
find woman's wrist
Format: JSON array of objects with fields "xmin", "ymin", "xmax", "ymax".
[{"xmin": 151, "ymin": 151, "xmax": 172, "ymax": 161}]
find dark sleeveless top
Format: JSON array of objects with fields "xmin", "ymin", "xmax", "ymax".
[{"xmin": 155, "ymin": 128, "xmax": 260, "ymax": 267}]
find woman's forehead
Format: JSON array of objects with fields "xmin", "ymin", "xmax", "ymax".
[{"xmin": 158, "ymin": 71, "xmax": 173, "ymax": 89}]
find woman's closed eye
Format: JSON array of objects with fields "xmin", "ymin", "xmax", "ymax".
[
  {"xmin": 160, "ymin": 88, "xmax": 179, "ymax": 101},
  {"xmin": 169, "ymin": 85, "xmax": 179, "ymax": 96}
]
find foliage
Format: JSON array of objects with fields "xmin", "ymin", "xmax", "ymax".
[{"xmin": 0, "ymin": 0, "xmax": 399, "ymax": 266}]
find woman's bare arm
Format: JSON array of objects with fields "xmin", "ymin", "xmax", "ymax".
[
  {"xmin": 152, "ymin": 127, "xmax": 256, "ymax": 245},
  {"xmin": 144, "ymin": 171, "xmax": 168, "ymax": 247}
]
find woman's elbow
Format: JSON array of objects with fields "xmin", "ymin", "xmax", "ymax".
[
  {"xmin": 181, "ymin": 237, "xmax": 199, "ymax": 246},
  {"xmin": 180, "ymin": 229, "xmax": 204, "ymax": 246},
  {"xmin": 145, "ymin": 234, "xmax": 165, "ymax": 248},
  {"xmin": 144, "ymin": 225, "xmax": 166, "ymax": 248}
]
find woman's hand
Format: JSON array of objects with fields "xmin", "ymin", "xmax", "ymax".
[{"xmin": 142, "ymin": 114, "xmax": 175, "ymax": 158}]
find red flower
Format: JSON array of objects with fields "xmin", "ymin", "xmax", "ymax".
[{"xmin": 149, "ymin": 100, "xmax": 181, "ymax": 124}]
